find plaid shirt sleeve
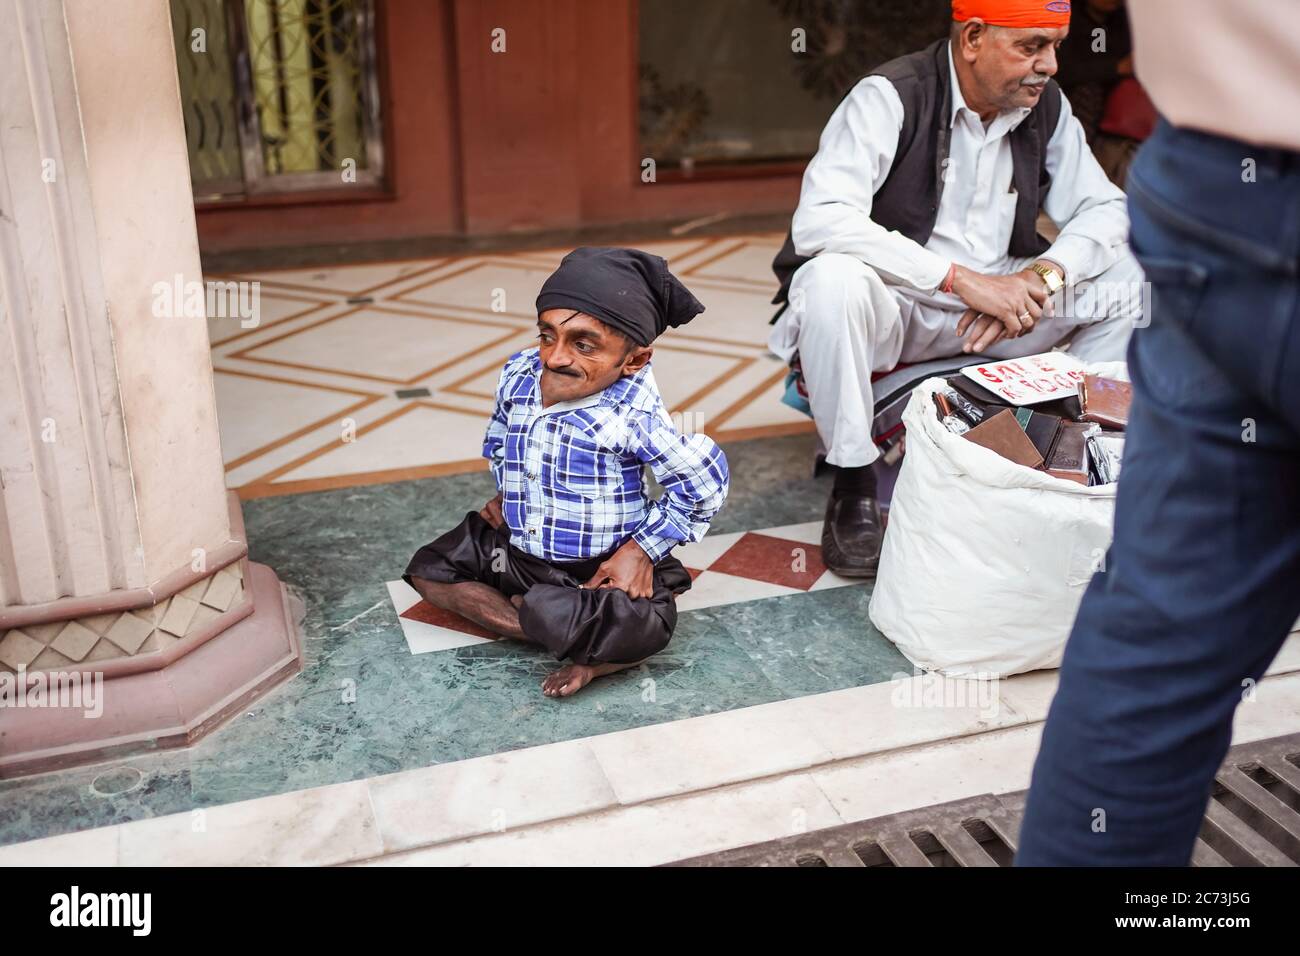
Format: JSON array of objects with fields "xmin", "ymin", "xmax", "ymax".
[
  {"xmin": 625, "ymin": 413, "xmax": 730, "ymax": 562},
  {"xmin": 481, "ymin": 355, "xmax": 519, "ymax": 491}
]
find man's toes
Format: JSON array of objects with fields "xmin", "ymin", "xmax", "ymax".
[
  {"xmin": 542, "ymin": 665, "xmax": 587, "ymax": 698},
  {"xmin": 558, "ymin": 666, "xmax": 592, "ymax": 697},
  {"xmin": 541, "ymin": 669, "xmax": 568, "ymax": 697}
]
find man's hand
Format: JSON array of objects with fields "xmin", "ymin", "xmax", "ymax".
[
  {"xmin": 583, "ymin": 538, "xmax": 654, "ymax": 600},
  {"xmin": 950, "ymin": 265, "xmax": 1050, "ymax": 340},
  {"xmin": 956, "ymin": 309, "xmax": 1009, "ymax": 354},
  {"xmin": 479, "ymin": 492, "xmax": 504, "ymax": 529}
]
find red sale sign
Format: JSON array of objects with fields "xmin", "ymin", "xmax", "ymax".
[{"xmin": 960, "ymin": 352, "xmax": 1086, "ymax": 405}]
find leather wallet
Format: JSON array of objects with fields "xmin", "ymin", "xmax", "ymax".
[
  {"xmin": 1078, "ymin": 375, "xmax": 1132, "ymax": 429},
  {"xmin": 1045, "ymin": 421, "xmax": 1092, "ymax": 484},
  {"xmin": 947, "ymin": 375, "xmax": 1009, "ymax": 410},
  {"xmin": 1032, "ymin": 393, "xmax": 1084, "ymax": 420},
  {"xmin": 964, "ymin": 408, "xmax": 1045, "ymax": 469},
  {"xmin": 1014, "ymin": 407, "xmax": 1066, "ymax": 460}
]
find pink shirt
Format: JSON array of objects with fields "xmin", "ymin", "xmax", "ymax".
[{"xmin": 1128, "ymin": 0, "xmax": 1300, "ymax": 151}]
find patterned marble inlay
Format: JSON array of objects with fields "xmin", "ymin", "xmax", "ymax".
[{"xmin": 0, "ymin": 564, "xmax": 246, "ymax": 673}]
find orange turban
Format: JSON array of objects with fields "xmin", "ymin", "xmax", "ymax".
[{"xmin": 952, "ymin": 0, "xmax": 1071, "ymax": 28}]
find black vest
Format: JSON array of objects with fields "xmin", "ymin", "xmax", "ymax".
[{"xmin": 771, "ymin": 39, "xmax": 1063, "ymax": 305}]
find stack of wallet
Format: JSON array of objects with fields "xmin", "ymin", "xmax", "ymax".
[{"xmin": 931, "ymin": 372, "xmax": 1132, "ymax": 486}]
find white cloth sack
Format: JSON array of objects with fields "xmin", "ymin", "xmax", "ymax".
[{"xmin": 868, "ymin": 361, "xmax": 1128, "ymax": 677}]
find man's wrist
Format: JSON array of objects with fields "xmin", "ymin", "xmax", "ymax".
[
  {"xmin": 1035, "ymin": 258, "xmax": 1065, "ymax": 281},
  {"xmin": 939, "ymin": 262, "xmax": 958, "ymax": 295},
  {"xmin": 948, "ymin": 263, "xmax": 970, "ymax": 297},
  {"xmin": 629, "ymin": 528, "xmax": 671, "ymax": 564},
  {"xmin": 1029, "ymin": 259, "xmax": 1066, "ymax": 294}
]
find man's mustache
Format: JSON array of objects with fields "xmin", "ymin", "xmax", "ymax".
[
  {"xmin": 1022, "ymin": 75, "xmax": 1050, "ymax": 87},
  {"xmin": 544, "ymin": 364, "xmax": 581, "ymax": 377}
]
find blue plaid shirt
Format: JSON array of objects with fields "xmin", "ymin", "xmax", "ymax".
[{"xmin": 483, "ymin": 348, "xmax": 729, "ymax": 563}]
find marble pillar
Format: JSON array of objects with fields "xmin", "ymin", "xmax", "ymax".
[{"xmin": 0, "ymin": 0, "xmax": 301, "ymax": 776}]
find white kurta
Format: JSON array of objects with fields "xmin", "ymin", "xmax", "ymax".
[{"xmin": 770, "ymin": 41, "xmax": 1142, "ymax": 468}]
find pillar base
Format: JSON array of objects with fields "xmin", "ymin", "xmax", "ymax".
[{"xmin": 0, "ymin": 559, "xmax": 302, "ymax": 779}]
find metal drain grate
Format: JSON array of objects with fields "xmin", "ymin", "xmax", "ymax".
[{"xmin": 669, "ymin": 732, "xmax": 1300, "ymax": 867}]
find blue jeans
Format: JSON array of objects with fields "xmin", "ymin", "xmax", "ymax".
[{"xmin": 1016, "ymin": 120, "xmax": 1300, "ymax": 866}]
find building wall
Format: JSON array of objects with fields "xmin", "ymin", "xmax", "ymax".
[
  {"xmin": 195, "ymin": 0, "xmax": 463, "ymax": 253},
  {"xmin": 194, "ymin": 0, "xmax": 801, "ymax": 254}
]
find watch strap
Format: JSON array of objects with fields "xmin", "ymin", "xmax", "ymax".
[{"xmin": 1031, "ymin": 262, "xmax": 1064, "ymax": 292}]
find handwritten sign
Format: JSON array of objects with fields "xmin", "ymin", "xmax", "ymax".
[{"xmin": 960, "ymin": 352, "xmax": 1086, "ymax": 405}]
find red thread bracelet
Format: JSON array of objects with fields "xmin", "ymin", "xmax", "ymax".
[{"xmin": 940, "ymin": 263, "xmax": 957, "ymax": 294}]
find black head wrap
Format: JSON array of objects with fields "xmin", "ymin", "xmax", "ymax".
[{"xmin": 535, "ymin": 247, "xmax": 705, "ymax": 347}]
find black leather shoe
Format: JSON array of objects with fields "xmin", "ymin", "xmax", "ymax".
[{"xmin": 821, "ymin": 491, "xmax": 884, "ymax": 577}]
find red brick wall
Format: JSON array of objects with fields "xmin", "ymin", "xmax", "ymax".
[{"xmin": 196, "ymin": 0, "xmax": 801, "ymax": 254}]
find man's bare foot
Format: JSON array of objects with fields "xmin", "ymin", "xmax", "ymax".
[{"xmin": 541, "ymin": 659, "xmax": 641, "ymax": 698}]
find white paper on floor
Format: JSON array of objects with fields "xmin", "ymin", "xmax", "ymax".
[{"xmin": 386, "ymin": 579, "xmax": 499, "ymax": 655}]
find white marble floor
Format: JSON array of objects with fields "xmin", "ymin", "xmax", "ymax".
[{"xmin": 5, "ymin": 635, "xmax": 1298, "ymax": 867}]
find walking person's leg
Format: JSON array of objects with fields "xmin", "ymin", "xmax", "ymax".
[{"xmin": 1016, "ymin": 120, "xmax": 1300, "ymax": 865}]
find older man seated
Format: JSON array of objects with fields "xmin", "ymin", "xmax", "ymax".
[{"xmin": 769, "ymin": 0, "xmax": 1143, "ymax": 576}]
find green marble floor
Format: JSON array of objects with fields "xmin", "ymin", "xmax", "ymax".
[{"xmin": 0, "ymin": 432, "xmax": 910, "ymax": 847}]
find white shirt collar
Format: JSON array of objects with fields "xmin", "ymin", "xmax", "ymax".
[{"xmin": 946, "ymin": 40, "xmax": 1031, "ymax": 132}]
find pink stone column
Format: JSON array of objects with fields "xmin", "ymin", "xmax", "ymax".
[{"xmin": 0, "ymin": 0, "xmax": 302, "ymax": 776}]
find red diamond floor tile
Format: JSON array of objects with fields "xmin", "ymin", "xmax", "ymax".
[
  {"xmin": 400, "ymin": 601, "xmax": 497, "ymax": 639},
  {"xmin": 708, "ymin": 532, "xmax": 828, "ymax": 591}
]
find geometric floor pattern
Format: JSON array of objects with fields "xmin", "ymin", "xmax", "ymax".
[
  {"xmin": 210, "ymin": 234, "xmax": 814, "ymax": 499},
  {"xmin": 387, "ymin": 520, "xmax": 865, "ymax": 656}
]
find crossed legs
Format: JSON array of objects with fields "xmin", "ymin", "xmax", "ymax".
[{"xmin": 408, "ymin": 575, "xmax": 646, "ymax": 698}]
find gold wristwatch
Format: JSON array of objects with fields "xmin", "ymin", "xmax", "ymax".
[{"xmin": 1030, "ymin": 262, "xmax": 1064, "ymax": 294}]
